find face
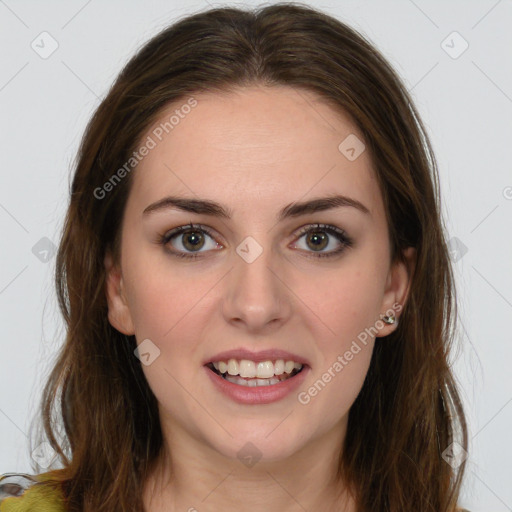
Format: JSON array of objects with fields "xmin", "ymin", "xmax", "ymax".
[{"xmin": 105, "ymin": 84, "xmax": 414, "ymax": 464}]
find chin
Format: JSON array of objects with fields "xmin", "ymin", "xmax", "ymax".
[{"xmin": 205, "ymin": 424, "xmax": 308, "ymax": 465}]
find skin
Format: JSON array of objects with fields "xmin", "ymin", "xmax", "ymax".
[{"xmin": 104, "ymin": 84, "xmax": 415, "ymax": 511}]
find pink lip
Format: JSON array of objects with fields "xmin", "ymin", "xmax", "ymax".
[
  {"xmin": 204, "ymin": 364, "xmax": 310, "ymax": 405},
  {"xmin": 203, "ymin": 348, "xmax": 310, "ymax": 365}
]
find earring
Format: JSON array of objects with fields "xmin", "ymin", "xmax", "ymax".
[{"xmin": 381, "ymin": 314, "xmax": 396, "ymax": 325}]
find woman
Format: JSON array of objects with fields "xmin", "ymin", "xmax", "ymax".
[{"xmin": 0, "ymin": 3, "xmax": 470, "ymax": 511}]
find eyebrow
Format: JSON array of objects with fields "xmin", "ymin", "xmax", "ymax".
[{"xmin": 142, "ymin": 194, "xmax": 370, "ymax": 221}]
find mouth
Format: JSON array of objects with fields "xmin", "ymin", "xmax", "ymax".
[{"xmin": 205, "ymin": 359, "xmax": 306, "ymax": 387}]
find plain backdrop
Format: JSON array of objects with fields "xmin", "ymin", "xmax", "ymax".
[{"xmin": 1, "ymin": 1, "xmax": 511, "ymax": 510}]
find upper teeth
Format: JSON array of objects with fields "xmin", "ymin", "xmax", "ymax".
[{"xmin": 212, "ymin": 359, "xmax": 303, "ymax": 378}]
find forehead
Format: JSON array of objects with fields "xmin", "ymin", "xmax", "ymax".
[{"xmin": 128, "ymin": 85, "xmax": 382, "ymax": 220}]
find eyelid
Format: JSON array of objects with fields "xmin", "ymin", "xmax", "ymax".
[
  {"xmin": 158, "ymin": 222, "xmax": 353, "ymax": 259},
  {"xmin": 160, "ymin": 222, "xmax": 221, "ymax": 243},
  {"xmin": 293, "ymin": 222, "xmax": 349, "ymax": 240}
]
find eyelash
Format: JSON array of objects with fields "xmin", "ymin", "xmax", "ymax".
[{"xmin": 157, "ymin": 222, "xmax": 354, "ymax": 260}]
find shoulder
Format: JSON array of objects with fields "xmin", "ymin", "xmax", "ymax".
[{"xmin": 0, "ymin": 472, "xmax": 67, "ymax": 512}]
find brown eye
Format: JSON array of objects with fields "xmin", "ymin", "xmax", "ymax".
[
  {"xmin": 292, "ymin": 223, "xmax": 354, "ymax": 259},
  {"xmin": 180, "ymin": 229, "xmax": 206, "ymax": 251},
  {"xmin": 304, "ymin": 230, "xmax": 329, "ymax": 252},
  {"xmin": 159, "ymin": 223, "xmax": 222, "ymax": 259}
]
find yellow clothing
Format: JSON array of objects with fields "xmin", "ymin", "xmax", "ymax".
[
  {"xmin": 1, "ymin": 471, "xmax": 473, "ymax": 511},
  {"xmin": 0, "ymin": 473, "xmax": 66, "ymax": 512}
]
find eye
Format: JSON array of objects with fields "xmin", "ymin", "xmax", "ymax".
[
  {"xmin": 158, "ymin": 223, "xmax": 222, "ymax": 259},
  {"xmin": 291, "ymin": 223, "xmax": 353, "ymax": 258},
  {"xmin": 158, "ymin": 222, "xmax": 353, "ymax": 260}
]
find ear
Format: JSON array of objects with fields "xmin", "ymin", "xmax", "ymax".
[
  {"xmin": 104, "ymin": 251, "xmax": 135, "ymax": 335},
  {"xmin": 376, "ymin": 246, "xmax": 416, "ymax": 337}
]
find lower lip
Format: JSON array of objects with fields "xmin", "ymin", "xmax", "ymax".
[{"xmin": 204, "ymin": 364, "xmax": 310, "ymax": 405}]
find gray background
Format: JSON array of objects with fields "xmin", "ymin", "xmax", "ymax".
[{"xmin": 1, "ymin": 1, "xmax": 511, "ymax": 510}]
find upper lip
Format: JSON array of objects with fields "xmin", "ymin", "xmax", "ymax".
[{"xmin": 204, "ymin": 348, "xmax": 310, "ymax": 366}]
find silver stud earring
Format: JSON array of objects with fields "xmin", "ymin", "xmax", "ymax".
[{"xmin": 381, "ymin": 314, "xmax": 396, "ymax": 325}]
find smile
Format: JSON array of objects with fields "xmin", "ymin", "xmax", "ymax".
[{"xmin": 206, "ymin": 358, "xmax": 304, "ymax": 387}]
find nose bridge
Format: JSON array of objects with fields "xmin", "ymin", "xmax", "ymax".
[{"xmin": 223, "ymin": 234, "xmax": 289, "ymax": 330}]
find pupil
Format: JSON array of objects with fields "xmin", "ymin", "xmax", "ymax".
[
  {"xmin": 308, "ymin": 231, "xmax": 327, "ymax": 251},
  {"xmin": 184, "ymin": 231, "xmax": 204, "ymax": 251}
]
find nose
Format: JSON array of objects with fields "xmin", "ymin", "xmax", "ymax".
[{"xmin": 222, "ymin": 238, "xmax": 292, "ymax": 334}]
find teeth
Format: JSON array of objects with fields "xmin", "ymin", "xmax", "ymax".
[
  {"xmin": 274, "ymin": 359, "xmax": 285, "ymax": 375},
  {"xmin": 225, "ymin": 374, "xmax": 281, "ymax": 387},
  {"xmin": 227, "ymin": 359, "xmax": 239, "ymax": 376},
  {"xmin": 239, "ymin": 360, "xmax": 256, "ymax": 378},
  {"xmin": 211, "ymin": 358, "xmax": 303, "ymax": 378},
  {"xmin": 284, "ymin": 360, "xmax": 294, "ymax": 373},
  {"xmin": 256, "ymin": 361, "xmax": 274, "ymax": 378}
]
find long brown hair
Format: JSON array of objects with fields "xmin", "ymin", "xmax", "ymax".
[{"xmin": 30, "ymin": 3, "xmax": 468, "ymax": 511}]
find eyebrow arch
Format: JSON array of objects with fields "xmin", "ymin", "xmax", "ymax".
[{"xmin": 142, "ymin": 194, "xmax": 370, "ymax": 221}]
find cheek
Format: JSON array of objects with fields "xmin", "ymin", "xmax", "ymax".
[
  {"xmin": 296, "ymin": 259, "xmax": 386, "ymax": 344},
  {"xmin": 123, "ymin": 253, "xmax": 207, "ymax": 340},
  {"xmin": 292, "ymin": 256, "xmax": 383, "ymax": 416},
  {"xmin": 296, "ymin": 327, "xmax": 375, "ymax": 428},
  {"xmin": 299, "ymin": 341, "xmax": 374, "ymax": 431},
  {"xmin": 121, "ymin": 253, "xmax": 221, "ymax": 382},
  {"xmin": 122, "ymin": 259, "xmax": 213, "ymax": 419}
]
